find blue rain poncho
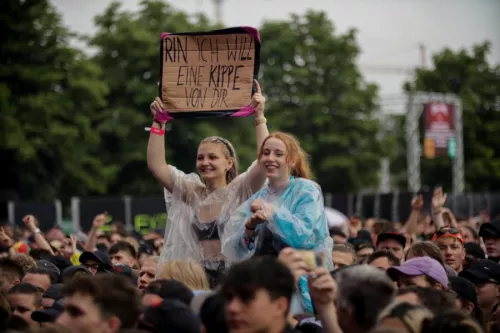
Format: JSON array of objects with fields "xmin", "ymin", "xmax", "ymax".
[{"xmin": 222, "ymin": 176, "xmax": 333, "ymax": 312}]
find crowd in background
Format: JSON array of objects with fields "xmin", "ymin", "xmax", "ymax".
[{"xmin": 0, "ymin": 185, "xmax": 499, "ymax": 333}]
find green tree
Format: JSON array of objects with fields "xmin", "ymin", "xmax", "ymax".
[
  {"xmin": 89, "ymin": 0, "xmax": 258, "ymax": 195},
  {"xmin": 259, "ymin": 11, "xmax": 382, "ymax": 193},
  {"xmin": 404, "ymin": 42, "xmax": 500, "ymax": 191},
  {"xmin": 0, "ymin": 0, "xmax": 111, "ymax": 200}
]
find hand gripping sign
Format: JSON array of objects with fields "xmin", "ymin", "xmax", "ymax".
[{"xmin": 159, "ymin": 27, "xmax": 261, "ymax": 119}]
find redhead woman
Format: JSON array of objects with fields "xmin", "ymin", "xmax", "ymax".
[
  {"xmin": 147, "ymin": 81, "xmax": 269, "ymax": 287},
  {"xmin": 222, "ymin": 132, "xmax": 333, "ymax": 311}
]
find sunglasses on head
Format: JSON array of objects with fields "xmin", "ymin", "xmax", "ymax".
[{"xmin": 432, "ymin": 227, "xmax": 463, "ymax": 242}]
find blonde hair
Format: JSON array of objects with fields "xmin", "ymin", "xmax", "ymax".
[
  {"xmin": 146, "ymin": 256, "xmax": 160, "ymax": 265},
  {"xmin": 405, "ymin": 241, "xmax": 445, "ymax": 266},
  {"xmin": 258, "ymin": 132, "xmax": 312, "ymax": 179},
  {"xmin": 159, "ymin": 260, "xmax": 210, "ymax": 290},
  {"xmin": 199, "ymin": 136, "xmax": 239, "ymax": 183},
  {"xmin": 122, "ymin": 236, "xmax": 139, "ymax": 253},
  {"xmin": 11, "ymin": 253, "xmax": 37, "ymax": 271},
  {"xmin": 378, "ymin": 301, "xmax": 434, "ymax": 333},
  {"xmin": 421, "ymin": 311, "xmax": 483, "ymax": 333}
]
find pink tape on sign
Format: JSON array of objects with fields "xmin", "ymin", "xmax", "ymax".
[
  {"xmin": 155, "ymin": 110, "xmax": 174, "ymax": 123},
  {"xmin": 231, "ymin": 105, "xmax": 255, "ymax": 117},
  {"xmin": 160, "ymin": 32, "xmax": 171, "ymax": 39},
  {"xmin": 241, "ymin": 27, "xmax": 261, "ymax": 44}
]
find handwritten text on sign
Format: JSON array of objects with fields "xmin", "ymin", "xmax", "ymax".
[{"xmin": 161, "ymin": 33, "xmax": 255, "ymax": 112}]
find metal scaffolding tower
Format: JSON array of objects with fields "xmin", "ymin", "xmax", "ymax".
[{"xmin": 405, "ymin": 92, "xmax": 464, "ymax": 193}]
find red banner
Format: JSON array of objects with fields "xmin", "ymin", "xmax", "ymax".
[{"xmin": 424, "ymin": 102, "xmax": 455, "ymax": 157}]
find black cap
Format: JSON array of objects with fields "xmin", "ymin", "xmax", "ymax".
[
  {"xmin": 41, "ymin": 255, "xmax": 72, "ymax": 272},
  {"xmin": 42, "ymin": 283, "xmax": 63, "ymax": 300},
  {"xmin": 329, "ymin": 226, "xmax": 347, "ymax": 239},
  {"xmin": 79, "ymin": 250, "xmax": 112, "ymax": 268},
  {"xmin": 139, "ymin": 243, "xmax": 155, "ymax": 255},
  {"xmin": 376, "ymin": 232, "xmax": 406, "ymax": 248},
  {"xmin": 36, "ymin": 260, "xmax": 60, "ymax": 282},
  {"xmin": 449, "ymin": 276, "xmax": 477, "ymax": 306},
  {"xmin": 459, "ymin": 259, "xmax": 500, "ymax": 284},
  {"xmin": 357, "ymin": 230, "xmax": 372, "ymax": 243},
  {"xmin": 111, "ymin": 264, "xmax": 138, "ymax": 284},
  {"xmin": 31, "ymin": 299, "xmax": 63, "ymax": 323},
  {"xmin": 353, "ymin": 239, "xmax": 375, "ymax": 252},
  {"xmin": 464, "ymin": 243, "xmax": 486, "ymax": 259},
  {"xmin": 61, "ymin": 265, "xmax": 91, "ymax": 279},
  {"xmin": 479, "ymin": 221, "xmax": 500, "ymax": 239},
  {"xmin": 140, "ymin": 299, "xmax": 200, "ymax": 333},
  {"xmin": 147, "ymin": 279, "xmax": 194, "ymax": 306}
]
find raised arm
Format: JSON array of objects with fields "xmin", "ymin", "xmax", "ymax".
[
  {"xmin": 247, "ymin": 80, "xmax": 269, "ymax": 193},
  {"xmin": 147, "ymin": 97, "xmax": 175, "ymax": 193}
]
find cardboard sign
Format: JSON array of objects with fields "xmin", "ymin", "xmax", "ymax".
[{"xmin": 159, "ymin": 27, "xmax": 261, "ymax": 118}]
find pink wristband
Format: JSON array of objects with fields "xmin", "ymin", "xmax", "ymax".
[{"xmin": 150, "ymin": 127, "xmax": 165, "ymax": 136}]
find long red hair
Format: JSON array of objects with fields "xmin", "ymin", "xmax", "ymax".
[{"xmin": 258, "ymin": 132, "xmax": 312, "ymax": 179}]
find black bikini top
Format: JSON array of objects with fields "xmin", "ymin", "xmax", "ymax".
[{"xmin": 192, "ymin": 221, "xmax": 220, "ymax": 241}]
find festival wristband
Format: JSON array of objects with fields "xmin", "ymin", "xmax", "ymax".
[
  {"xmin": 254, "ymin": 116, "xmax": 267, "ymax": 126},
  {"xmin": 145, "ymin": 127, "xmax": 165, "ymax": 136},
  {"xmin": 245, "ymin": 223, "xmax": 256, "ymax": 231}
]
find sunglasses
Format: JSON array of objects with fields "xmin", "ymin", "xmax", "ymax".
[{"xmin": 432, "ymin": 227, "xmax": 463, "ymax": 242}]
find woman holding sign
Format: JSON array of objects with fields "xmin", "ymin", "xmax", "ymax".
[
  {"xmin": 221, "ymin": 131, "xmax": 333, "ymax": 312},
  {"xmin": 147, "ymin": 81, "xmax": 269, "ymax": 287}
]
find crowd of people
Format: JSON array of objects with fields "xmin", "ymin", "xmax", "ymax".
[{"xmin": 0, "ymin": 84, "xmax": 499, "ymax": 333}]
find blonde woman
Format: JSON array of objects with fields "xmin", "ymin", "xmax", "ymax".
[
  {"xmin": 158, "ymin": 260, "xmax": 210, "ymax": 291},
  {"xmin": 148, "ymin": 81, "xmax": 269, "ymax": 287}
]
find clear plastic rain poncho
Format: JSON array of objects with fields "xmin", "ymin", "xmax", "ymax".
[
  {"xmin": 159, "ymin": 163, "xmax": 256, "ymax": 285},
  {"xmin": 222, "ymin": 176, "xmax": 334, "ymax": 313}
]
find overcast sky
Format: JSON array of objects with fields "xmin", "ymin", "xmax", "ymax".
[{"xmin": 51, "ymin": 0, "xmax": 500, "ymax": 111}]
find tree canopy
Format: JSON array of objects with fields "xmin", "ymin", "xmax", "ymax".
[
  {"xmin": 259, "ymin": 11, "xmax": 382, "ymax": 193},
  {"xmin": 0, "ymin": 0, "xmax": 110, "ymax": 200},
  {"xmin": 402, "ymin": 42, "xmax": 500, "ymax": 191},
  {"xmin": 5, "ymin": 0, "xmax": 497, "ymax": 200}
]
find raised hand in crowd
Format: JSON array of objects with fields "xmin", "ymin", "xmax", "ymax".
[
  {"xmin": 432, "ymin": 187, "xmax": 446, "ymax": 229},
  {"xmin": 23, "ymin": 214, "xmax": 54, "ymax": 255},
  {"xmin": 86, "ymin": 211, "xmax": 108, "ymax": 251},
  {"xmin": 22, "ymin": 215, "xmax": 39, "ymax": 233},
  {"xmin": 308, "ymin": 267, "xmax": 343, "ymax": 333},
  {"xmin": 432, "ymin": 186, "xmax": 447, "ymax": 212},
  {"xmin": 278, "ymin": 247, "xmax": 309, "ymax": 283},
  {"xmin": 93, "ymin": 212, "xmax": 107, "ymax": 229},
  {"xmin": 61, "ymin": 235, "xmax": 77, "ymax": 258},
  {"xmin": 308, "ymin": 267, "xmax": 336, "ymax": 306},
  {"xmin": 412, "ymin": 194, "xmax": 424, "ymax": 211},
  {"xmin": 401, "ymin": 194, "xmax": 425, "ymax": 235},
  {"xmin": 149, "ymin": 96, "xmax": 164, "ymax": 118},
  {"xmin": 250, "ymin": 80, "xmax": 266, "ymax": 115},
  {"xmin": 0, "ymin": 226, "xmax": 14, "ymax": 248}
]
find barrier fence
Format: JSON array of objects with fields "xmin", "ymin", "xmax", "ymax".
[{"xmin": 5, "ymin": 192, "xmax": 499, "ymax": 233}]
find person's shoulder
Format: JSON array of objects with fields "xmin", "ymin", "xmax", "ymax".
[{"xmin": 292, "ymin": 178, "xmax": 322, "ymax": 193}]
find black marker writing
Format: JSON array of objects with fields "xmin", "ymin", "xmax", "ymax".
[{"xmin": 164, "ymin": 36, "xmax": 188, "ymax": 63}]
